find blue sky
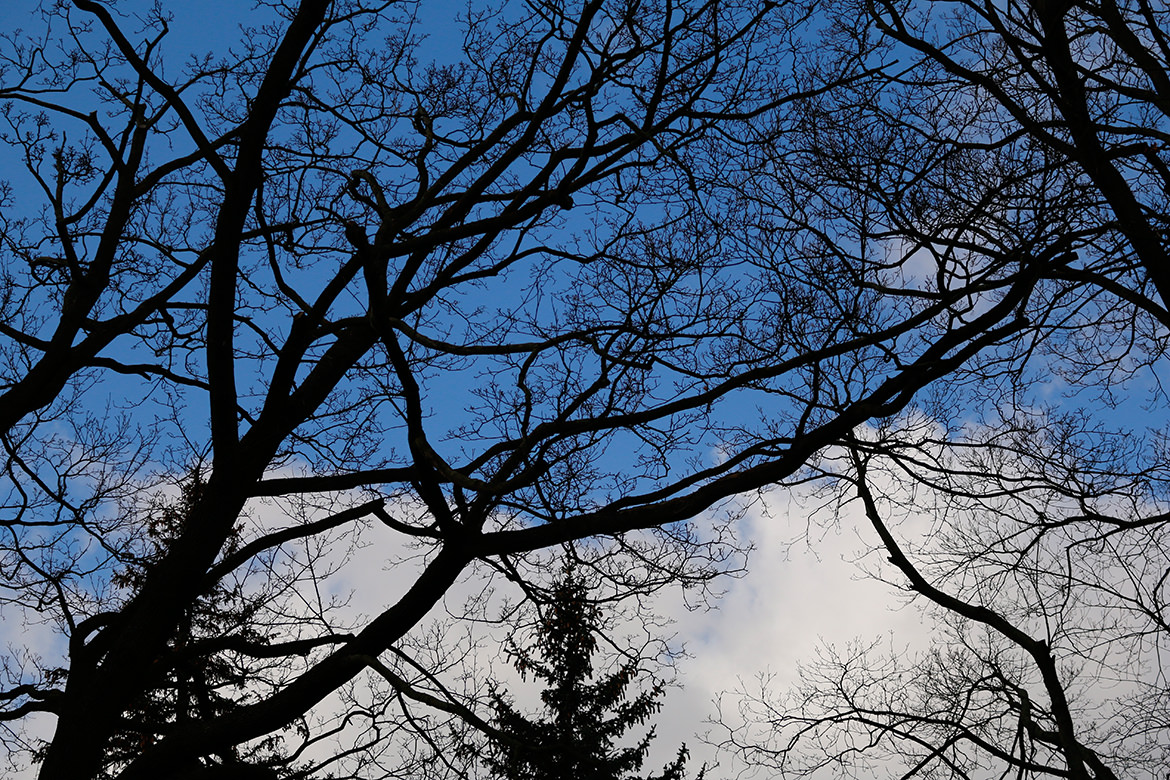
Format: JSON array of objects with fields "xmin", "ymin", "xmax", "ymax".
[
  {"xmin": 0, "ymin": 2, "xmax": 929, "ymax": 769},
  {"xmin": 1, "ymin": 1, "xmax": 1166, "ymax": 777}
]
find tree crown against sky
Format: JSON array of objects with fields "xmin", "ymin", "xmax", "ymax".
[
  {"xmin": 709, "ymin": 1, "xmax": 1170, "ymax": 777},
  {"xmin": 478, "ymin": 570, "xmax": 697, "ymax": 780},
  {"xmin": 0, "ymin": 0, "xmax": 1165, "ymax": 778}
]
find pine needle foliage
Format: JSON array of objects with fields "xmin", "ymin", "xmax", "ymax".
[{"xmin": 484, "ymin": 575, "xmax": 700, "ymax": 780}]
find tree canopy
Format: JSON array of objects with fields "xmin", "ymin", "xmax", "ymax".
[
  {"xmin": 481, "ymin": 572, "xmax": 696, "ymax": 780},
  {"xmin": 0, "ymin": 0, "xmax": 1165, "ymax": 778}
]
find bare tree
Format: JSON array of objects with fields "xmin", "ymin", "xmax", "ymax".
[
  {"xmin": 717, "ymin": 428, "xmax": 1170, "ymax": 779},
  {"xmin": 0, "ymin": 0, "xmax": 1050, "ymax": 776},
  {"xmin": 712, "ymin": 1, "xmax": 1170, "ymax": 778},
  {"xmin": 5, "ymin": 0, "xmax": 1162, "ymax": 775}
]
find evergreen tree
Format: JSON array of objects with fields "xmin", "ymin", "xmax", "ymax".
[{"xmin": 484, "ymin": 575, "xmax": 700, "ymax": 780}]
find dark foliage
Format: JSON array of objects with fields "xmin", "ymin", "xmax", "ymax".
[
  {"xmin": 484, "ymin": 573, "xmax": 696, "ymax": 780},
  {"xmin": 0, "ymin": 0, "xmax": 1165, "ymax": 778}
]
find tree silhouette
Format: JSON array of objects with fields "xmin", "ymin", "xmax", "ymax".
[
  {"xmin": 484, "ymin": 573, "xmax": 696, "ymax": 780},
  {"xmin": 707, "ymin": 0, "xmax": 1170, "ymax": 777},
  {"xmin": 0, "ymin": 0, "xmax": 1166, "ymax": 777}
]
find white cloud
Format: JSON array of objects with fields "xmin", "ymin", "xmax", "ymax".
[
  {"xmin": 645, "ymin": 486, "xmax": 937, "ymax": 773},
  {"xmin": 0, "ymin": 474, "xmax": 947, "ymax": 778}
]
